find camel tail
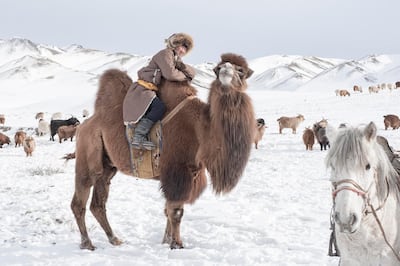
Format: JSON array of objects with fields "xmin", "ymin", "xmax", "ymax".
[
  {"xmin": 62, "ymin": 152, "xmax": 76, "ymax": 161},
  {"xmin": 206, "ymin": 91, "xmax": 255, "ymax": 194}
]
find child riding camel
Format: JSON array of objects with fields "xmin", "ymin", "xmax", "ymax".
[{"xmin": 123, "ymin": 33, "xmax": 195, "ymax": 150}]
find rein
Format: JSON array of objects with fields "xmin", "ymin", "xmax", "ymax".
[{"xmin": 161, "ymin": 96, "xmax": 196, "ymax": 125}]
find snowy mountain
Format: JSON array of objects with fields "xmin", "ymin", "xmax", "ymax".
[{"xmin": 0, "ymin": 37, "xmax": 399, "ymax": 115}]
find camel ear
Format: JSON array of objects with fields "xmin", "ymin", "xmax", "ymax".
[
  {"xmin": 364, "ymin": 121, "xmax": 377, "ymax": 142},
  {"xmin": 246, "ymin": 68, "xmax": 254, "ymax": 79}
]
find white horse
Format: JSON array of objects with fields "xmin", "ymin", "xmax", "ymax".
[{"xmin": 325, "ymin": 122, "xmax": 400, "ymax": 266}]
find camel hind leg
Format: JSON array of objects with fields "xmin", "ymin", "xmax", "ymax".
[
  {"xmin": 71, "ymin": 174, "xmax": 96, "ymax": 250},
  {"xmin": 89, "ymin": 164, "xmax": 121, "ymax": 246}
]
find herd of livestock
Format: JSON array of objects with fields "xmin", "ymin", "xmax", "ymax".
[
  {"xmin": 335, "ymin": 81, "xmax": 400, "ymax": 97},
  {"xmin": 1, "ymin": 83, "xmax": 399, "ymax": 155},
  {"xmin": 0, "ymin": 110, "xmax": 87, "ymax": 156}
]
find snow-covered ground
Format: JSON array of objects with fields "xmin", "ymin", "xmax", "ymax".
[{"xmin": 1, "ymin": 83, "xmax": 399, "ymax": 265}]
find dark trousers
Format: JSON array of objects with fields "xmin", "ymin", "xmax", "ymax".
[{"xmin": 144, "ymin": 96, "xmax": 166, "ymax": 122}]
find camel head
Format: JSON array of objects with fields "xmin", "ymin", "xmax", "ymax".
[{"xmin": 213, "ymin": 53, "xmax": 254, "ymax": 89}]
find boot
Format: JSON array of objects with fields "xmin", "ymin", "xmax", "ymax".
[{"xmin": 132, "ymin": 117, "xmax": 156, "ymax": 150}]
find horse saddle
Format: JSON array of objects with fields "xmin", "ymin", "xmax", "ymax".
[{"xmin": 125, "ymin": 122, "xmax": 162, "ymax": 179}]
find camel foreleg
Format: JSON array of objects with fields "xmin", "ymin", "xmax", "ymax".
[{"xmin": 162, "ymin": 201, "xmax": 184, "ymax": 249}]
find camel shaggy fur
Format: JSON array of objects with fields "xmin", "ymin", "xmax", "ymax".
[{"xmin": 70, "ymin": 53, "xmax": 255, "ymax": 250}]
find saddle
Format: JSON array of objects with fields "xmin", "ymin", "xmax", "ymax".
[{"xmin": 125, "ymin": 122, "xmax": 162, "ymax": 179}]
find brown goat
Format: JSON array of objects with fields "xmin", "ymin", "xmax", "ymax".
[
  {"xmin": 384, "ymin": 114, "xmax": 400, "ymax": 130},
  {"xmin": 0, "ymin": 114, "xmax": 5, "ymax": 125},
  {"xmin": 302, "ymin": 128, "xmax": 315, "ymax": 150},
  {"xmin": 254, "ymin": 118, "xmax": 266, "ymax": 149},
  {"xmin": 339, "ymin": 89, "xmax": 350, "ymax": 97},
  {"xmin": 0, "ymin": 132, "xmax": 11, "ymax": 148},
  {"xmin": 395, "ymin": 81, "xmax": 400, "ymax": 89},
  {"xmin": 23, "ymin": 136, "xmax": 36, "ymax": 156},
  {"xmin": 353, "ymin": 85, "xmax": 362, "ymax": 93},
  {"xmin": 277, "ymin": 114, "xmax": 305, "ymax": 134},
  {"xmin": 57, "ymin": 124, "xmax": 78, "ymax": 143},
  {"xmin": 14, "ymin": 131, "xmax": 27, "ymax": 147}
]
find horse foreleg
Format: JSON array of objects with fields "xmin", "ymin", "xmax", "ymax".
[
  {"xmin": 163, "ymin": 201, "xmax": 184, "ymax": 249},
  {"xmin": 90, "ymin": 168, "xmax": 122, "ymax": 246},
  {"xmin": 71, "ymin": 178, "xmax": 96, "ymax": 250}
]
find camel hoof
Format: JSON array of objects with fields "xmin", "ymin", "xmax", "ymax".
[
  {"xmin": 170, "ymin": 240, "xmax": 184, "ymax": 249},
  {"xmin": 109, "ymin": 236, "xmax": 123, "ymax": 246},
  {"xmin": 80, "ymin": 240, "xmax": 96, "ymax": 251}
]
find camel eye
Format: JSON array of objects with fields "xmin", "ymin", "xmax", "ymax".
[
  {"xmin": 366, "ymin": 164, "xmax": 371, "ymax": 170},
  {"xmin": 236, "ymin": 67, "xmax": 245, "ymax": 77}
]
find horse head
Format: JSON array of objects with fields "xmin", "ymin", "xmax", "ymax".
[{"xmin": 326, "ymin": 122, "xmax": 388, "ymax": 233}]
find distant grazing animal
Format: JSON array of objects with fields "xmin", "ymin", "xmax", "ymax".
[
  {"xmin": 313, "ymin": 122, "xmax": 330, "ymax": 150},
  {"xmin": 396, "ymin": 81, "xmax": 400, "ymax": 89},
  {"xmin": 302, "ymin": 128, "xmax": 315, "ymax": 150},
  {"xmin": 254, "ymin": 118, "xmax": 266, "ymax": 149},
  {"xmin": 381, "ymin": 83, "xmax": 387, "ymax": 90},
  {"xmin": 23, "ymin": 136, "xmax": 36, "ymax": 156},
  {"xmin": 326, "ymin": 122, "xmax": 400, "ymax": 265},
  {"xmin": 368, "ymin": 86, "xmax": 379, "ymax": 93},
  {"xmin": 50, "ymin": 117, "xmax": 80, "ymax": 141},
  {"xmin": 69, "ymin": 53, "xmax": 255, "ymax": 250},
  {"xmin": 0, "ymin": 132, "xmax": 11, "ymax": 148},
  {"xmin": 51, "ymin": 112, "xmax": 63, "ymax": 120},
  {"xmin": 38, "ymin": 119, "xmax": 50, "ymax": 136},
  {"xmin": 316, "ymin": 118, "xmax": 328, "ymax": 128},
  {"xmin": 387, "ymin": 83, "xmax": 394, "ymax": 91},
  {"xmin": 57, "ymin": 124, "xmax": 78, "ymax": 143},
  {"xmin": 383, "ymin": 114, "xmax": 400, "ymax": 130},
  {"xmin": 35, "ymin": 112, "xmax": 44, "ymax": 120},
  {"xmin": 82, "ymin": 109, "xmax": 90, "ymax": 118},
  {"xmin": 277, "ymin": 114, "xmax": 305, "ymax": 134},
  {"xmin": 0, "ymin": 114, "xmax": 5, "ymax": 125},
  {"xmin": 14, "ymin": 131, "xmax": 27, "ymax": 147},
  {"xmin": 339, "ymin": 89, "xmax": 350, "ymax": 97},
  {"xmin": 353, "ymin": 85, "xmax": 362, "ymax": 93}
]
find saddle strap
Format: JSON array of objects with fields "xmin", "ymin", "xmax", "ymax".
[{"xmin": 162, "ymin": 96, "xmax": 196, "ymax": 125}]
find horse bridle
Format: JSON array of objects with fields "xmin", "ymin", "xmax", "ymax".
[
  {"xmin": 331, "ymin": 170, "xmax": 390, "ymax": 215},
  {"xmin": 331, "ymin": 173, "xmax": 400, "ymax": 261}
]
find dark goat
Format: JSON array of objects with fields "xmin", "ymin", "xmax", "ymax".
[
  {"xmin": 313, "ymin": 123, "xmax": 330, "ymax": 150},
  {"xmin": 50, "ymin": 117, "xmax": 80, "ymax": 141}
]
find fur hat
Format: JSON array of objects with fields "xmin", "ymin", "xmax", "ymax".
[{"xmin": 165, "ymin": 33, "xmax": 194, "ymax": 53}]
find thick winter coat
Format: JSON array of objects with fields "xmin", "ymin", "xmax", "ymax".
[{"xmin": 123, "ymin": 48, "xmax": 196, "ymax": 123}]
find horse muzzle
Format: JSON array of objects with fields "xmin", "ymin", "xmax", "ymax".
[{"xmin": 334, "ymin": 211, "xmax": 360, "ymax": 234}]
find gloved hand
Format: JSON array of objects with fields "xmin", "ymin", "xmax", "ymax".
[{"xmin": 175, "ymin": 61, "xmax": 186, "ymax": 71}]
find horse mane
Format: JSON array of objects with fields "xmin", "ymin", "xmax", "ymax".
[{"xmin": 326, "ymin": 126, "xmax": 400, "ymax": 203}]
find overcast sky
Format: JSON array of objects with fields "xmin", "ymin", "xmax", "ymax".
[{"xmin": 2, "ymin": 0, "xmax": 400, "ymax": 64}]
